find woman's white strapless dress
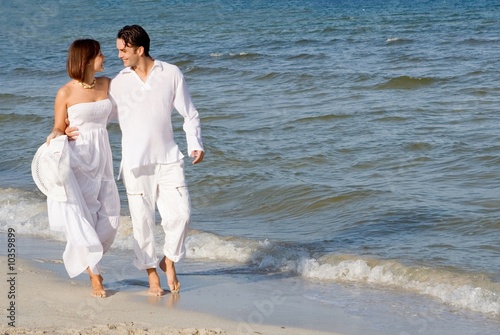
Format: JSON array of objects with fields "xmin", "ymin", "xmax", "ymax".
[{"xmin": 47, "ymin": 99, "xmax": 120, "ymax": 278}]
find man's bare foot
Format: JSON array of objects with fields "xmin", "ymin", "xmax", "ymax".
[
  {"xmin": 87, "ymin": 269, "xmax": 106, "ymax": 298},
  {"xmin": 159, "ymin": 256, "xmax": 181, "ymax": 293},
  {"xmin": 147, "ymin": 268, "xmax": 165, "ymax": 296}
]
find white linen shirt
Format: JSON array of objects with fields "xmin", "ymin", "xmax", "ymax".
[{"xmin": 109, "ymin": 60, "xmax": 203, "ymax": 172}]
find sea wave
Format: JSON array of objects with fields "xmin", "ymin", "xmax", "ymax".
[
  {"xmin": 209, "ymin": 52, "xmax": 262, "ymax": 59},
  {"xmin": 286, "ymin": 53, "xmax": 328, "ymax": 61},
  {"xmin": 385, "ymin": 37, "xmax": 414, "ymax": 44},
  {"xmin": 375, "ymin": 76, "xmax": 436, "ymax": 90},
  {"xmin": 0, "ymin": 113, "xmax": 46, "ymax": 123},
  {"xmin": 0, "ymin": 94, "xmax": 35, "ymax": 107},
  {"xmin": 185, "ymin": 230, "xmax": 500, "ymax": 316},
  {"xmin": 3, "ymin": 183, "xmax": 499, "ymax": 317},
  {"xmin": 0, "ymin": 188, "xmax": 56, "ymax": 239},
  {"xmin": 184, "ymin": 65, "xmax": 249, "ymax": 77},
  {"xmin": 299, "ymin": 255, "xmax": 500, "ymax": 315}
]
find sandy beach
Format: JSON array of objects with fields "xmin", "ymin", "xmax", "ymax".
[{"xmin": 1, "ymin": 254, "xmax": 353, "ymax": 335}]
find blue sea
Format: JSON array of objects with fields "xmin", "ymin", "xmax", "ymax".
[{"xmin": 0, "ymin": 1, "xmax": 499, "ymax": 334}]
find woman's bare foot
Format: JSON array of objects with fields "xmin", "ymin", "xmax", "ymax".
[
  {"xmin": 87, "ymin": 268, "xmax": 106, "ymax": 298},
  {"xmin": 159, "ymin": 256, "xmax": 181, "ymax": 293},
  {"xmin": 147, "ymin": 268, "xmax": 165, "ymax": 296}
]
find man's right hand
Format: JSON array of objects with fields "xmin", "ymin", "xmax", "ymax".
[{"xmin": 65, "ymin": 118, "xmax": 79, "ymax": 140}]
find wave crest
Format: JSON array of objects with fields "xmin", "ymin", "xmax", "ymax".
[
  {"xmin": 185, "ymin": 231, "xmax": 500, "ymax": 315},
  {"xmin": 375, "ymin": 76, "xmax": 436, "ymax": 90}
]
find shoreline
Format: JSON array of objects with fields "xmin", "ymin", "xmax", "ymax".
[
  {"xmin": 2, "ymin": 234, "xmax": 497, "ymax": 335},
  {"xmin": 1, "ymin": 255, "xmax": 344, "ymax": 335},
  {"xmin": 1, "ymin": 232, "xmax": 376, "ymax": 334}
]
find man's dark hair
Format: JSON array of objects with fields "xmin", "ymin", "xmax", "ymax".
[{"xmin": 117, "ymin": 25, "xmax": 150, "ymax": 57}]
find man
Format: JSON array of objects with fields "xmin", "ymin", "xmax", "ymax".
[{"xmin": 68, "ymin": 25, "xmax": 204, "ymax": 296}]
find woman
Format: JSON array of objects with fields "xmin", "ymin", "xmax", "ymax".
[{"xmin": 44, "ymin": 39, "xmax": 120, "ymax": 297}]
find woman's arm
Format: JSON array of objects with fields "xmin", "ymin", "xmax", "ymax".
[{"xmin": 46, "ymin": 87, "xmax": 69, "ymax": 144}]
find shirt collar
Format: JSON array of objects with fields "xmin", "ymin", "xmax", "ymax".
[{"xmin": 120, "ymin": 59, "xmax": 162, "ymax": 74}]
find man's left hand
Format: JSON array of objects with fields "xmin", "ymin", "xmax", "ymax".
[{"xmin": 191, "ymin": 150, "xmax": 204, "ymax": 164}]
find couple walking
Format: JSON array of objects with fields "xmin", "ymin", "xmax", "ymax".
[{"xmin": 35, "ymin": 25, "xmax": 204, "ymax": 297}]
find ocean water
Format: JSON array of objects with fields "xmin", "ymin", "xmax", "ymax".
[{"xmin": 1, "ymin": 0, "xmax": 499, "ymax": 334}]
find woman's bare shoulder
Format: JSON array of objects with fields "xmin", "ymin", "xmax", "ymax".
[{"xmin": 56, "ymin": 81, "xmax": 75, "ymax": 100}]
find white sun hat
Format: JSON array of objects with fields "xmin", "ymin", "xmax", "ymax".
[{"xmin": 31, "ymin": 135, "xmax": 69, "ymax": 202}]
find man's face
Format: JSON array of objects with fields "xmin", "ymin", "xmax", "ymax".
[{"xmin": 116, "ymin": 38, "xmax": 139, "ymax": 68}]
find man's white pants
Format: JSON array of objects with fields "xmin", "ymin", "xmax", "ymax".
[{"xmin": 122, "ymin": 160, "xmax": 190, "ymax": 270}]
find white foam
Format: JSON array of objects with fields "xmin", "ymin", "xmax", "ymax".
[
  {"xmin": 3, "ymin": 188, "xmax": 499, "ymax": 317},
  {"xmin": 297, "ymin": 256, "xmax": 500, "ymax": 315},
  {"xmin": 0, "ymin": 188, "xmax": 140, "ymax": 248},
  {"xmin": 185, "ymin": 230, "xmax": 257, "ymax": 262},
  {"xmin": 0, "ymin": 188, "xmax": 62, "ymax": 240},
  {"xmin": 184, "ymin": 231, "xmax": 500, "ymax": 315},
  {"xmin": 386, "ymin": 37, "xmax": 401, "ymax": 43}
]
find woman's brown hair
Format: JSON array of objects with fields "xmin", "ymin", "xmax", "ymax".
[{"xmin": 66, "ymin": 39, "xmax": 101, "ymax": 81}]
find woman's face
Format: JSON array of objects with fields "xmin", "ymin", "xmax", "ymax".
[{"xmin": 91, "ymin": 50, "xmax": 105, "ymax": 72}]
